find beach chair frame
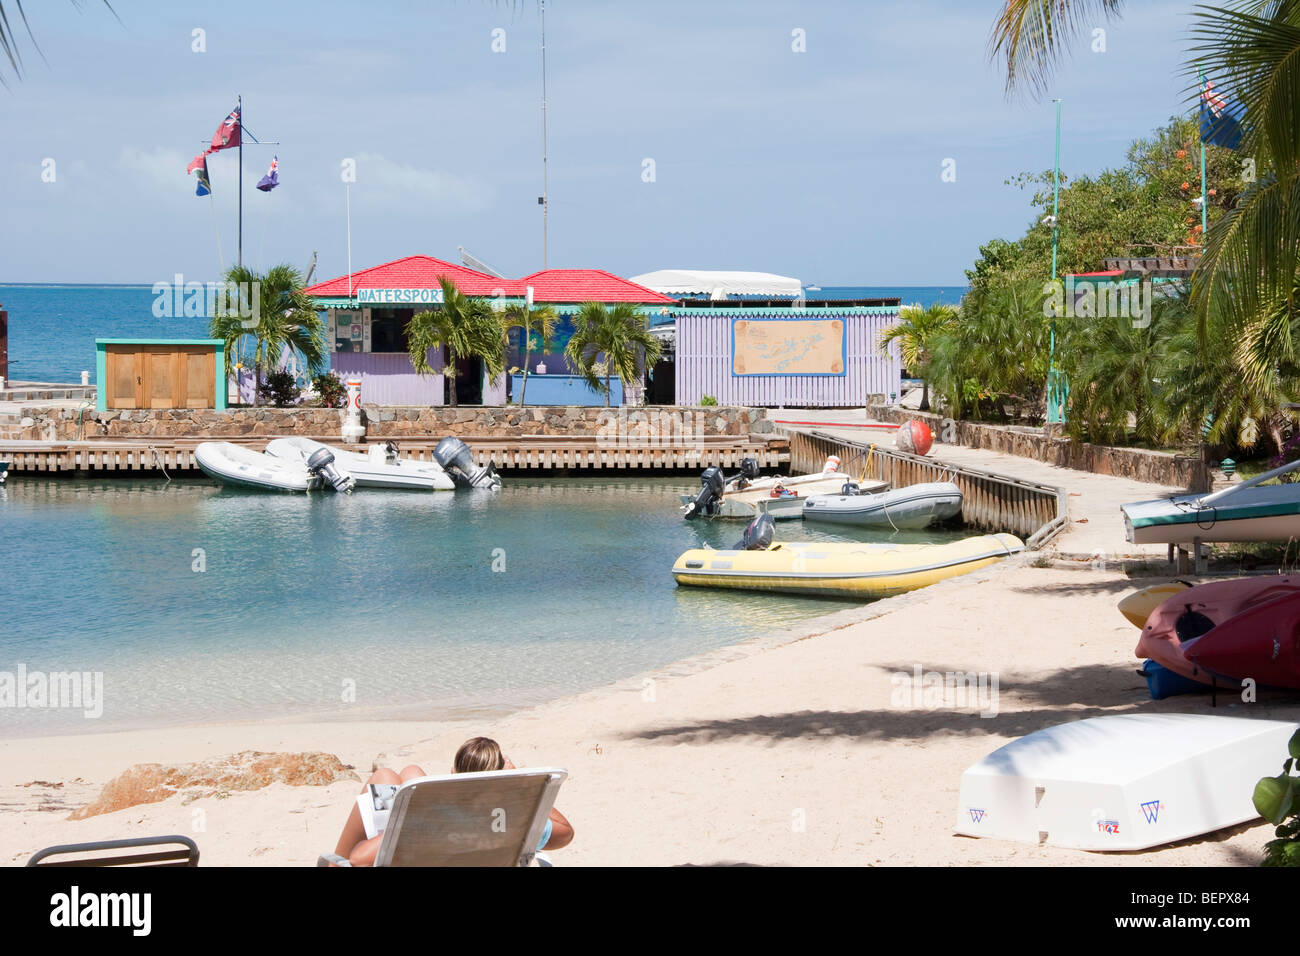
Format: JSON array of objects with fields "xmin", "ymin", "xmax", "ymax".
[
  {"xmin": 319, "ymin": 767, "xmax": 567, "ymax": 867},
  {"xmin": 27, "ymin": 834, "xmax": 200, "ymax": 867}
]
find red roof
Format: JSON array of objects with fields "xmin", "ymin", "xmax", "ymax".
[
  {"xmin": 1069, "ymin": 270, "xmax": 1124, "ymax": 277},
  {"xmin": 304, "ymin": 255, "xmax": 508, "ymax": 298},
  {"xmin": 305, "ymin": 256, "xmax": 674, "ymax": 305},
  {"xmin": 516, "ymin": 269, "xmax": 674, "ymax": 304}
]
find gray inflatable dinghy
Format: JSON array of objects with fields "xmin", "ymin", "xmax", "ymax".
[{"xmin": 802, "ymin": 480, "xmax": 962, "ymax": 529}]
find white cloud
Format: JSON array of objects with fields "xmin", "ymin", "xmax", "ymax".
[{"xmin": 349, "ymin": 151, "xmax": 494, "ymax": 213}]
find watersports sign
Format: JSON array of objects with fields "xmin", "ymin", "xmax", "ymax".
[
  {"xmin": 732, "ymin": 318, "xmax": 845, "ymax": 376},
  {"xmin": 356, "ymin": 288, "xmax": 445, "ymax": 305}
]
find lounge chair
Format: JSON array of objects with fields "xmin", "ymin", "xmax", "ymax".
[
  {"xmin": 318, "ymin": 767, "xmax": 567, "ymax": 867},
  {"xmin": 27, "ymin": 835, "xmax": 199, "ymax": 867}
]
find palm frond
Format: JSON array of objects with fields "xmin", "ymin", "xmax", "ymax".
[{"xmin": 988, "ymin": 0, "xmax": 1124, "ymax": 98}]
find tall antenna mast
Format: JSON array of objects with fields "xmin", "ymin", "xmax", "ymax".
[
  {"xmin": 540, "ymin": 0, "xmax": 549, "ymax": 269},
  {"xmin": 238, "ymin": 93, "xmax": 243, "ymax": 268}
]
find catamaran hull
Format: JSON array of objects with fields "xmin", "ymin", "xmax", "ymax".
[
  {"xmin": 672, "ymin": 533, "xmax": 1023, "ymax": 599},
  {"xmin": 1123, "ymin": 487, "xmax": 1300, "ymax": 544}
]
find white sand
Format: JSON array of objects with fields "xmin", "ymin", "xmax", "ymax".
[{"xmin": 3, "ymin": 563, "xmax": 1293, "ymax": 866}]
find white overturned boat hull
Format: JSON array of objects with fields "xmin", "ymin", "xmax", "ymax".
[
  {"xmin": 956, "ymin": 714, "xmax": 1295, "ymax": 851},
  {"xmin": 195, "ymin": 441, "xmax": 319, "ymax": 493},
  {"xmin": 803, "ymin": 481, "xmax": 962, "ymax": 529},
  {"xmin": 266, "ymin": 437, "xmax": 454, "ymax": 491}
]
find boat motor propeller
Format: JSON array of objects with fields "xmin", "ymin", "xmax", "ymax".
[
  {"xmin": 433, "ymin": 436, "xmax": 501, "ymax": 489},
  {"xmin": 684, "ymin": 466, "xmax": 727, "ymax": 520},
  {"xmin": 305, "ymin": 447, "xmax": 355, "ymax": 493},
  {"xmin": 683, "ymin": 458, "xmax": 764, "ymax": 520},
  {"xmin": 841, "ymin": 481, "xmax": 861, "ymax": 496},
  {"xmin": 732, "ymin": 513, "xmax": 775, "ymax": 551}
]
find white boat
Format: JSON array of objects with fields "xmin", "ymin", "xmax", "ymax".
[
  {"xmin": 803, "ymin": 481, "xmax": 962, "ymax": 529},
  {"xmin": 955, "ymin": 714, "xmax": 1296, "ymax": 851},
  {"xmin": 1123, "ymin": 458, "xmax": 1300, "ymax": 544},
  {"xmin": 0, "ymin": 461, "xmax": 8, "ymax": 484},
  {"xmin": 266, "ymin": 437, "xmax": 454, "ymax": 491},
  {"xmin": 194, "ymin": 441, "xmax": 354, "ymax": 493},
  {"xmin": 681, "ymin": 455, "xmax": 886, "ymax": 520}
]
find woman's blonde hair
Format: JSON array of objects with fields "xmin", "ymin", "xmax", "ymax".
[{"xmin": 454, "ymin": 736, "xmax": 505, "ymax": 773}]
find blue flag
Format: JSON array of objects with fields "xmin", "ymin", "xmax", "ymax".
[
  {"xmin": 1199, "ymin": 77, "xmax": 1245, "ymax": 150},
  {"xmin": 256, "ymin": 155, "xmax": 279, "ymax": 192},
  {"xmin": 194, "ymin": 155, "xmax": 212, "ymax": 197}
]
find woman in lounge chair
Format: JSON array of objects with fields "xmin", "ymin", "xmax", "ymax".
[{"xmin": 333, "ymin": 736, "xmax": 574, "ymax": 866}]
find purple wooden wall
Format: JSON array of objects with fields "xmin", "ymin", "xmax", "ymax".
[
  {"xmin": 331, "ymin": 350, "xmax": 445, "ymax": 406},
  {"xmin": 674, "ymin": 311, "xmax": 902, "ymax": 407}
]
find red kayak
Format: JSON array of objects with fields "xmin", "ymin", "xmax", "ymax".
[
  {"xmin": 1136, "ymin": 576, "xmax": 1300, "ymax": 685},
  {"xmin": 1185, "ymin": 590, "xmax": 1300, "ymax": 689}
]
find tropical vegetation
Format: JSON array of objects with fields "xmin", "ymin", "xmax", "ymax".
[
  {"xmin": 406, "ymin": 276, "xmax": 508, "ymax": 407},
  {"xmin": 878, "ymin": 303, "xmax": 958, "ymax": 411},
  {"xmin": 564, "ymin": 302, "xmax": 661, "ymax": 407},
  {"xmin": 209, "ymin": 263, "xmax": 327, "ymax": 407},
  {"xmin": 502, "ymin": 299, "xmax": 558, "ymax": 405}
]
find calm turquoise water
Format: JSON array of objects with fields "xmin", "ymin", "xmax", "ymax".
[
  {"xmin": 0, "ymin": 284, "xmax": 967, "ymax": 383},
  {"xmin": 0, "ymin": 476, "xmax": 959, "ymax": 736}
]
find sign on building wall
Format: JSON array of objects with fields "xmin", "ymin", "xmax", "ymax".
[
  {"xmin": 357, "ymin": 288, "xmax": 445, "ymax": 305},
  {"xmin": 330, "ymin": 309, "xmax": 370, "ymax": 353},
  {"xmin": 732, "ymin": 318, "xmax": 846, "ymax": 376}
]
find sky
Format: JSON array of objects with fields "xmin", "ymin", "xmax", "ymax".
[{"xmin": 0, "ymin": 0, "xmax": 1197, "ymax": 287}]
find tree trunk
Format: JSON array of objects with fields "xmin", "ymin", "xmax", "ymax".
[
  {"xmin": 521, "ymin": 336, "xmax": 530, "ymax": 406},
  {"xmin": 606, "ymin": 371, "xmax": 612, "ymax": 407},
  {"xmin": 919, "ymin": 379, "xmax": 930, "ymax": 412}
]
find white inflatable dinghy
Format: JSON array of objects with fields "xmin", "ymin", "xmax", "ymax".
[
  {"xmin": 955, "ymin": 714, "xmax": 1296, "ymax": 851},
  {"xmin": 266, "ymin": 437, "xmax": 454, "ymax": 491},
  {"xmin": 803, "ymin": 481, "xmax": 962, "ymax": 529},
  {"xmin": 195, "ymin": 441, "xmax": 354, "ymax": 493}
]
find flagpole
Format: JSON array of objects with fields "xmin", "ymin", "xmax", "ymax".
[
  {"xmin": 540, "ymin": 0, "xmax": 548, "ymax": 269},
  {"xmin": 238, "ymin": 93, "xmax": 243, "ymax": 269},
  {"xmin": 1047, "ymin": 97, "xmax": 1063, "ymax": 425}
]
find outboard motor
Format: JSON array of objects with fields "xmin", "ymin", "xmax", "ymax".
[
  {"xmin": 732, "ymin": 513, "xmax": 775, "ymax": 551},
  {"xmin": 433, "ymin": 436, "xmax": 502, "ymax": 489},
  {"xmin": 306, "ymin": 447, "xmax": 355, "ymax": 493},
  {"xmin": 840, "ymin": 481, "xmax": 861, "ymax": 496},
  {"xmin": 684, "ymin": 466, "xmax": 726, "ymax": 520}
]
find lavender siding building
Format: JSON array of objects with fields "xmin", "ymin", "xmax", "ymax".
[{"xmin": 673, "ymin": 306, "xmax": 902, "ymax": 407}]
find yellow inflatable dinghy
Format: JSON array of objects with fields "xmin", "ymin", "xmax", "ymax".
[{"xmin": 672, "ymin": 532, "xmax": 1024, "ymax": 599}]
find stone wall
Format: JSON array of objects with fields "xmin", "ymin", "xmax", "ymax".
[
  {"xmin": 866, "ymin": 403, "xmax": 1210, "ymax": 491},
  {"xmin": 0, "ymin": 404, "xmax": 773, "ymax": 442}
]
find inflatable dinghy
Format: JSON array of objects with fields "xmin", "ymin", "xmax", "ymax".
[
  {"xmin": 195, "ymin": 441, "xmax": 354, "ymax": 493},
  {"xmin": 803, "ymin": 481, "xmax": 962, "ymax": 529},
  {"xmin": 680, "ymin": 456, "xmax": 885, "ymax": 521},
  {"xmin": 266, "ymin": 437, "xmax": 454, "ymax": 491},
  {"xmin": 672, "ymin": 521, "xmax": 1022, "ymax": 599}
]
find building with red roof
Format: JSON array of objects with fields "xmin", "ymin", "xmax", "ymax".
[{"xmin": 305, "ymin": 254, "xmax": 673, "ymax": 405}]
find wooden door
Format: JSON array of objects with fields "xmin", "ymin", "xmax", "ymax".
[
  {"xmin": 183, "ymin": 350, "xmax": 214, "ymax": 407},
  {"xmin": 105, "ymin": 347, "xmax": 142, "ymax": 409}
]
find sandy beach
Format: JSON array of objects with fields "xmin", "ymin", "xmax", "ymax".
[{"xmin": 5, "ymin": 559, "xmax": 1294, "ymax": 867}]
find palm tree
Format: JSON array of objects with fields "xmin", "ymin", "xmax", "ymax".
[
  {"xmin": 564, "ymin": 302, "xmax": 661, "ymax": 407},
  {"xmin": 989, "ymin": 0, "xmax": 1124, "ymax": 97},
  {"xmin": 209, "ymin": 263, "xmax": 326, "ymax": 406},
  {"xmin": 1, "ymin": 1, "xmax": 117, "ymax": 88},
  {"xmin": 878, "ymin": 302, "xmax": 958, "ymax": 411},
  {"xmin": 406, "ymin": 276, "xmax": 507, "ymax": 407},
  {"xmin": 1186, "ymin": 2, "xmax": 1300, "ymax": 343},
  {"xmin": 502, "ymin": 300, "xmax": 558, "ymax": 405}
]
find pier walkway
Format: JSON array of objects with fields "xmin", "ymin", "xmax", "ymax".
[{"xmin": 776, "ymin": 409, "xmax": 1181, "ymax": 561}]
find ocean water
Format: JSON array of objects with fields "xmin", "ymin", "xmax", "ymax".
[
  {"xmin": 0, "ymin": 284, "xmax": 967, "ymax": 383},
  {"xmin": 0, "ymin": 476, "xmax": 960, "ymax": 736}
]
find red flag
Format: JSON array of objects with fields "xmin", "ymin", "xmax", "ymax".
[
  {"xmin": 186, "ymin": 151, "xmax": 211, "ymax": 174},
  {"xmin": 209, "ymin": 105, "xmax": 241, "ymax": 151}
]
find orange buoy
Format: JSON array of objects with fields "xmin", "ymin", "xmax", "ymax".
[{"xmin": 895, "ymin": 419, "xmax": 934, "ymax": 457}]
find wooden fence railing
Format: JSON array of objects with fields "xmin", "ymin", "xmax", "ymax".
[{"xmin": 790, "ymin": 430, "xmax": 1068, "ymax": 548}]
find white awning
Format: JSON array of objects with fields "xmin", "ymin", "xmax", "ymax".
[{"xmin": 629, "ymin": 269, "xmax": 803, "ymax": 299}]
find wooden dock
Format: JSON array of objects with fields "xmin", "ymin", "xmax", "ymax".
[{"xmin": 0, "ymin": 435, "xmax": 789, "ymax": 475}]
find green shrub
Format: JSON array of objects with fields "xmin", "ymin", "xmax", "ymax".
[
  {"xmin": 311, "ymin": 372, "xmax": 347, "ymax": 409},
  {"xmin": 258, "ymin": 370, "xmax": 302, "ymax": 407},
  {"xmin": 699, "ymin": 395, "xmax": 718, "ymax": 406},
  {"xmin": 1254, "ymin": 726, "xmax": 1300, "ymax": 866}
]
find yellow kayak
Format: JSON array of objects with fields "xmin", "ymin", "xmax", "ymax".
[
  {"xmin": 1117, "ymin": 581, "xmax": 1194, "ymax": 628},
  {"xmin": 672, "ymin": 533, "xmax": 1024, "ymax": 599}
]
